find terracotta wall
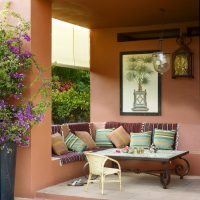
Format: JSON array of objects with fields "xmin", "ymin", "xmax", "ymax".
[
  {"xmin": 1, "ymin": 0, "xmax": 199, "ymax": 197},
  {"xmin": 0, "ymin": 0, "xmax": 86, "ymax": 198},
  {"xmin": 90, "ymin": 22, "xmax": 200, "ymax": 175},
  {"xmin": 4, "ymin": 0, "xmax": 52, "ymax": 197}
]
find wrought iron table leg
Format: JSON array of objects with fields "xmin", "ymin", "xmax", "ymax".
[
  {"xmin": 160, "ymin": 162, "xmax": 171, "ymax": 189},
  {"xmin": 175, "ymin": 157, "xmax": 190, "ymax": 179}
]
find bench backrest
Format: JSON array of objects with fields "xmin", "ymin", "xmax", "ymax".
[
  {"xmin": 51, "ymin": 124, "xmax": 62, "ymax": 135},
  {"xmin": 51, "ymin": 122, "xmax": 179, "ymax": 150},
  {"xmin": 51, "ymin": 122, "xmax": 90, "ymax": 137},
  {"xmin": 105, "ymin": 121, "xmax": 179, "ymax": 150},
  {"xmin": 142, "ymin": 123, "xmax": 179, "ymax": 150},
  {"xmin": 105, "ymin": 121, "xmax": 142, "ymax": 133}
]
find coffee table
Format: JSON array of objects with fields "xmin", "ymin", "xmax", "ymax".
[{"xmin": 94, "ymin": 148, "xmax": 190, "ymax": 189}]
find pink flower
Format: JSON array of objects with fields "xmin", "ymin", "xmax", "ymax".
[{"xmin": 123, "ymin": 146, "xmax": 129, "ymax": 150}]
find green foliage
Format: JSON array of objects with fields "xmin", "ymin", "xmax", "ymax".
[
  {"xmin": 0, "ymin": 2, "xmax": 51, "ymax": 150},
  {"xmin": 52, "ymin": 87, "xmax": 90, "ymax": 123},
  {"xmin": 52, "ymin": 66, "xmax": 90, "ymax": 124},
  {"xmin": 52, "ymin": 65, "xmax": 90, "ymax": 85}
]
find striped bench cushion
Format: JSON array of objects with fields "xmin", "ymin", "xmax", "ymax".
[
  {"xmin": 52, "ymin": 147, "xmax": 109, "ymax": 165},
  {"xmin": 53, "ymin": 152, "xmax": 86, "ymax": 165}
]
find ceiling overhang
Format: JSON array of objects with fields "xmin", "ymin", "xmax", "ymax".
[{"xmin": 52, "ymin": 0, "xmax": 199, "ymax": 29}]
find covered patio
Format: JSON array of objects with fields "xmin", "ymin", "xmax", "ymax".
[
  {"xmin": 16, "ymin": 173, "xmax": 200, "ymax": 199},
  {"xmin": 0, "ymin": 0, "xmax": 199, "ymax": 199}
]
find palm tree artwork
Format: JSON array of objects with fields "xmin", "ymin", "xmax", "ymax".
[{"xmin": 126, "ymin": 55, "xmax": 154, "ymax": 111}]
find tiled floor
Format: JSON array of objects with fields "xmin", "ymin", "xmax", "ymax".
[{"xmin": 15, "ymin": 173, "xmax": 200, "ymax": 200}]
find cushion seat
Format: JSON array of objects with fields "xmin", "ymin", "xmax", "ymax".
[
  {"xmin": 52, "ymin": 147, "xmax": 110, "ymax": 165},
  {"xmin": 52, "ymin": 151, "xmax": 86, "ymax": 165}
]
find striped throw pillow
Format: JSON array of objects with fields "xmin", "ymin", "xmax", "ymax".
[
  {"xmin": 153, "ymin": 129, "xmax": 176, "ymax": 150},
  {"xmin": 95, "ymin": 129, "xmax": 114, "ymax": 147},
  {"xmin": 130, "ymin": 131, "xmax": 152, "ymax": 149},
  {"xmin": 64, "ymin": 132, "xmax": 87, "ymax": 152}
]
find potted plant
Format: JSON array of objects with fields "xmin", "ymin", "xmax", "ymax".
[
  {"xmin": 126, "ymin": 55, "xmax": 153, "ymax": 111},
  {"xmin": 0, "ymin": 2, "xmax": 50, "ymax": 200}
]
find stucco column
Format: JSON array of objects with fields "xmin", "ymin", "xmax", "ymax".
[
  {"xmin": 0, "ymin": 0, "xmax": 51, "ymax": 197},
  {"xmin": 29, "ymin": 0, "xmax": 52, "ymax": 197}
]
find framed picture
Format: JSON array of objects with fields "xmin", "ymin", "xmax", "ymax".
[{"xmin": 120, "ymin": 50, "xmax": 161, "ymax": 116}]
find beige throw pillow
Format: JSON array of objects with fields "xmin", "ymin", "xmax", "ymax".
[
  {"xmin": 107, "ymin": 126, "xmax": 130, "ymax": 148},
  {"xmin": 52, "ymin": 133, "xmax": 68, "ymax": 155},
  {"xmin": 75, "ymin": 131, "xmax": 96, "ymax": 149}
]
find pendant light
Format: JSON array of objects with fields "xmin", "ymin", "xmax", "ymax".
[{"xmin": 152, "ymin": 8, "xmax": 170, "ymax": 75}]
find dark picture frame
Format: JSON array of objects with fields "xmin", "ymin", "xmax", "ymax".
[{"xmin": 120, "ymin": 50, "xmax": 161, "ymax": 116}]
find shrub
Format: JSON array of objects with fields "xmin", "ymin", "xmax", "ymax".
[
  {"xmin": 52, "ymin": 87, "xmax": 90, "ymax": 123},
  {"xmin": 0, "ymin": 2, "xmax": 50, "ymax": 150},
  {"xmin": 52, "ymin": 66, "xmax": 90, "ymax": 123}
]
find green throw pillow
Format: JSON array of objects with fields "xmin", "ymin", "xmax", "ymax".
[
  {"xmin": 64, "ymin": 132, "xmax": 87, "ymax": 152},
  {"xmin": 130, "ymin": 131, "xmax": 152, "ymax": 149},
  {"xmin": 153, "ymin": 129, "xmax": 176, "ymax": 150},
  {"xmin": 95, "ymin": 129, "xmax": 114, "ymax": 147}
]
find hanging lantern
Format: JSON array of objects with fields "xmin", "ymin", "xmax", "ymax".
[
  {"xmin": 172, "ymin": 34, "xmax": 193, "ymax": 78},
  {"xmin": 152, "ymin": 8, "xmax": 170, "ymax": 75},
  {"xmin": 152, "ymin": 51, "xmax": 170, "ymax": 75}
]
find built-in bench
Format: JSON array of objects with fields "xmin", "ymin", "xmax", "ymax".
[
  {"xmin": 51, "ymin": 122, "xmax": 179, "ymax": 165},
  {"xmin": 51, "ymin": 123, "xmax": 90, "ymax": 165}
]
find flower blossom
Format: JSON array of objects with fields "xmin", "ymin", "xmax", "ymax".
[
  {"xmin": 22, "ymin": 51, "xmax": 32, "ymax": 58},
  {"xmin": 22, "ymin": 34, "xmax": 31, "ymax": 42},
  {"xmin": 9, "ymin": 46, "xmax": 20, "ymax": 54},
  {"xmin": 10, "ymin": 72, "xmax": 25, "ymax": 80}
]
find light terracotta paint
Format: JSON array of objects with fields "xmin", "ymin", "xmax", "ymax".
[
  {"xmin": 29, "ymin": 0, "xmax": 52, "ymax": 195},
  {"xmin": 90, "ymin": 22, "xmax": 200, "ymax": 175},
  {"xmin": 0, "ymin": 0, "xmax": 86, "ymax": 198},
  {"xmin": 0, "ymin": 0, "xmax": 199, "ymax": 198}
]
